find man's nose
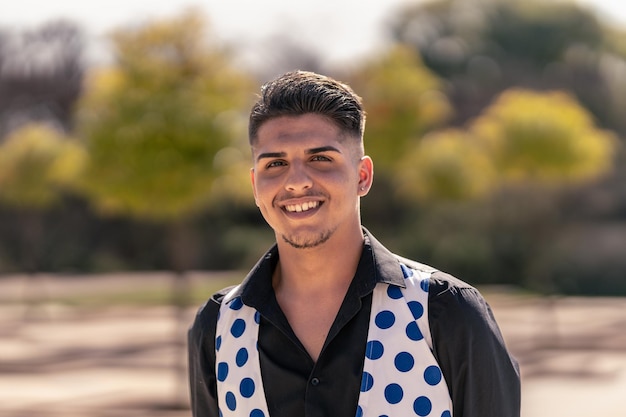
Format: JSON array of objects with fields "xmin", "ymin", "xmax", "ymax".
[{"xmin": 285, "ymin": 162, "xmax": 313, "ymax": 192}]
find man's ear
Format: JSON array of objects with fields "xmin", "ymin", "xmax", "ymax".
[{"xmin": 357, "ymin": 155, "xmax": 373, "ymax": 196}]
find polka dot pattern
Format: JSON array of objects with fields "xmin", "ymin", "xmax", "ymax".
[
  {"xmin": 357, "ymin": 264, "xmax": 452, "ymax": 416},
  {"xmin": 395, "ymin": 352, "xmax": 415, "ymax": 372},
  {"xmin": 424, "ymin": 366, "xmax": 443, "ymax": 386},
  {"xmin": 236, "ymin": 348, "xmax": 249, "ymax": 367},
  {"xmin": 414, "ymin": 396, "xmax": 432, "ymax": 416},
  {"xmin": 365, "ymin": 340, "xmax": 384, "ymax": 360},
  {"xmin": 230, "ymin": 319, "xmax": 246, "ymax": 338},
  {"xmin": 215, "ymin": 288, "xmax": 270, "ymax": 417},
  {"xmin": 215, "ymin": 263, "xmax": 452, "ymax": 417},
  {"xmin": 361, "ymin": 371, "xmax": 374, "ymax": 392},
  {"xmin": 384, "ymin": 383, "xmax": 404, "ymax": 404},
  {"xmin": 375, "ymin": 310, "xmax": 396, "ymax": 329}
]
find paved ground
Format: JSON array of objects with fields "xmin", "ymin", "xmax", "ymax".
[{"xmin": 1, "ymin": 273, "xmax": 625, "ymax": 416}]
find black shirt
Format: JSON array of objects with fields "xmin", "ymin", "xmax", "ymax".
[{"xmin": 188, "ymin": 230, "xmax": 520, "ymax": 417}]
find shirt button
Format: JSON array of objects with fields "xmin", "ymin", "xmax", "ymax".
[{"xmin": 310, "ymin": 377, "xmax": 320, "ymax": 386}]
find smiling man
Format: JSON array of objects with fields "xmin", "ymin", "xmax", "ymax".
[{"xmin": 188, "ymin": 71, "xmax": 520, "ymax": 417}]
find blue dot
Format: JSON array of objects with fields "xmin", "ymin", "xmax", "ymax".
[
  {"xmin": 408, "ymin": 301, "xmax": 424, "ymax": 320},
  {"xmin": 401, "ymin": 264, "xmax": 414, "ymax": 278},
  {"xmin": 360, "ymin": 371, "xmax": 374, "ymax": 392},
  {"xmin": 216, "ymin": 335, "xmax": 222, "ymax": 351},
  {"xmin": 395, "ymin": 351, "xmax": 415, "ymax": 372},
  {"xmin": 240, "ymin": 377, "xmax": 255, "ymax": 398},
  {"xmin": 413, "ymin": 396, "xmax": 432, "ymax": 416},
  {"xmin": 355, "ymin": 405, "xmax": 363, "ymax": 417},
  {"xmin": 254, "ymin": 311, "xmax": 261, "ymax": 324},
  {"xmin": 236, "ymin": 348, "xmax": 249, "ymax": 367},
  {"xmin": 217, "ymin": 362, "xmax": 229, "ymax": 382},
  {"xmin": 365, "ymin": 340, "xmax": 384, "ymax": 360},
  {"xmin": 225, "ymin": 391, "xmax": 237, "ymax": 411},
  {"xmin": 230, "ymin": 297, "xmax": 244, "ymax": 310},
  {"xmin": 406, "ymin": 321, "xmax": 423, "ymax": 341},
  {"xmin": 384, "ymin": 383, "xmax": 403, "ymax": 404},
  {"xmin": 424, "ymin": 365, "xmax": 442, "ymax": 385},
  {"xmin": 387, "ymin": 285, "xmax": 403, "ymax": 300},
  {"xmin": 250, "ymin": 410, "xmax": 265, "ymax": 417},
  {"xmin": 231, "ymin": 318, "xmax": 246, "ymax": 337},
  {"xmin": 420, "ymin": 279, "xmax": 429, "ymax": 292},
  {"xmin": 441, "ymin": 411, "xmax": 451, "ymax": 417},
  {"xmin": 375, "ymin": 311, "xmax": 396, "ymax": 329}
]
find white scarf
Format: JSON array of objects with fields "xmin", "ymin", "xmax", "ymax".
[{"xmin": 215, "ymin": 263, "xmax": 453, "ymax": 417}]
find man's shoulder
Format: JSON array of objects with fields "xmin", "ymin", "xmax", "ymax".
[
  {"xmin": 392, "ymin": 253, "xmax": 485, "ymax": 319},
  {"xmin": 393, "ymin": 254, "xmax": 439, "ymax": 275},
  {"xmin": 429, "ymin": 269, "xmax": 478, "ymax": 297},
  {"xmin": 411, "ymin": 265, "xmax": 492, "ymax": 328},
  {"xmin": 393, "ymin": 254, "xmax": 475, "ymax": 294},
  {"xmin": 212, "ymin": 285, "xmax": 238, "ymax": 304},
  {"xmin": 192, "ymin": 285, "xmax": 238, "ymax": 326}
]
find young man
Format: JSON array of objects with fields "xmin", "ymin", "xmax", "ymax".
[{"xmin": 188, "ymin": 71, "xmax": 520, "ymax": 417}]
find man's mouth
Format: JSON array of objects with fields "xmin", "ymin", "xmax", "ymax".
[{"xmin": 284, "ymin": 201, "xmax": 320, "ymax": 213}]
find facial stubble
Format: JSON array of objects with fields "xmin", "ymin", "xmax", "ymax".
[{"xmin": 280, "ymin": 227, "xmax": 336, "ymax": 249}]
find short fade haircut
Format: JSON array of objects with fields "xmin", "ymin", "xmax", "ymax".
[{"xmin": 248, "ymin": 70, "xmax": 366, "ymax": 147}]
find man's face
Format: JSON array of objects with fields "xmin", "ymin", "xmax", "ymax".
[{"xmin": 250, "ymin": 113, "xmax": 372, "ymax": 249}]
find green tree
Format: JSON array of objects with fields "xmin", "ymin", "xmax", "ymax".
[
  {"xmin": 386, "ymin": 0, "xmax": 626, "ymax": 295},
  {"xmin": 473, "ymin": 89, "xmax": 617, "ymax": 291},
  {"xmin": 396, "ymin": 88, "xmax": 617, "ymax": 294},
  {"xmin": 76, "ymin": 10, "xmax": 253, "ymax": 407},
  {"xmin": 78, "ymin": 11, "xmax": 252, "ymax": 223}
]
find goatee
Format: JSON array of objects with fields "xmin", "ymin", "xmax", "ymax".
[{"xmin": 281, "ymin": 229, "xmax": 334, "ymax": 249}]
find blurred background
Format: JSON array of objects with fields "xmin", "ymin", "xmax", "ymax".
[{"xmin": 0, "ymin": 0, "xmax": 625, "ymax": 416}]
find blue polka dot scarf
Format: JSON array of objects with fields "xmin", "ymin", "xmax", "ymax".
[{"xmin": 215, "ymin": 263, "xmax": 453, "ymax": 417}]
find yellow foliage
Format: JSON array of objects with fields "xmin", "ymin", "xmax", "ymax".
[
  {"xmin": 83, "ymin": 67, "xmax": 125, "ymax": 100},
  {"xmin": 0, "ymin": 123, "xmax": 86, "ymax": 208},
  {"xmin": 396, "ymin": 129, "xmax": 496, "ymax": 201},
  {"xmin": 393, "ymin": 87, "xmax": 616, "ymax": 203},
  {"xmin": 471, "ymin": 89, "xmax": 616, "ymax": 184}
]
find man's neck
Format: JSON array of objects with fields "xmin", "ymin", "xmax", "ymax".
[{"xmin": 273, "ymin": 226, "xmax": 364, "ymax": 297}]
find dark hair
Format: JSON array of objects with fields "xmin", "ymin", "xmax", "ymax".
[{"xmin": 248, "ymin": 70, "xmax": 365, "ymax": 145}]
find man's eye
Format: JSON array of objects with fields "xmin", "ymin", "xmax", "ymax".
[
  {"xmin": 266, "ymin": 160, "xmax": 286, "ymax": 168},
  {"xmin": 311, "ymin": 155, "xmax": 331, "ymax": 162}
]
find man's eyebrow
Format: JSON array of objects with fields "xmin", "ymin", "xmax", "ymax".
[
  {"xmin": 306, "ymin": 146, "xmax": 342, "ymax": 155},
  {"xmin": 256, "ymin": 151, "xmax": 286, "ymax": 162}
]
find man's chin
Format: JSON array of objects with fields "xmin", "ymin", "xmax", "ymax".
[{"xmin": 281, "ymin": 229, "xmax": 333, "ymax": 249}]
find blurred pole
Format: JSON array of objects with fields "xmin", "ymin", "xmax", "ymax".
[{"xmin": 168, "ymin": 219, "xmax": 196, "ymax": 409}]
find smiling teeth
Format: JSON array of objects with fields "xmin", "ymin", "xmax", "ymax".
[{"xmin": 285, "ymin": 201, "xmax": 319, "ymax": 213}]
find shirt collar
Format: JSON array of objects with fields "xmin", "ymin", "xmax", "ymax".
[{"xmin": 236, "ymin": 227, "xmax": 406, "ymax": 308}]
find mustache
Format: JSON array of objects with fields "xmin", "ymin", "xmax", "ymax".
[{"xmin": 273, "ymin": 190, "xmax": 327, "ymax": 205}]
